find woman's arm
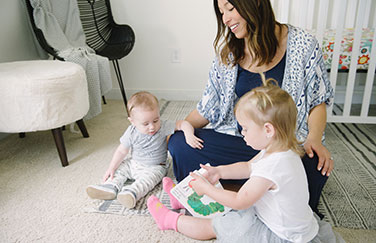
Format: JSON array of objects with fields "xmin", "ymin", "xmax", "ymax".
[
  {"xmin": 176, "ymin": 120, "xmax": 204, "ymax": 149},
  {"xmin": 185, "ymin": 109, "xmax": 209, "ymax": 129},
  {"xmin": 304, "ymin": 103, "xmax": 334, "ymax": 176}
]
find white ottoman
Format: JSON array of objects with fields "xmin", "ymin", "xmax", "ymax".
[{"xmin": 0, "ymin": 60, "xmax": 90, "ymax": 167}]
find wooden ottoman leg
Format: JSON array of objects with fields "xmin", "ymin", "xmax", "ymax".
[
  {"xmin": 76, "ymin": 119, "xmax": 89, "ymax": 138},
  {"xmin": 51, "ymin": 128, "xmax": 69, "ymax": 167}
]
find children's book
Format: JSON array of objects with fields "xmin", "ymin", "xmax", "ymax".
[{"xmin": 170, "ymin": 164, "xmax": 232, "ymax": 218}]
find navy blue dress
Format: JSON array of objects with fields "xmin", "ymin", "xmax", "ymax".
[
  {"xmin": 235, "ymin": 53, "xmax": 285, "ymax": 97},
  {"xmin": 168, "ymin": 53, "xmax": 327, "ymax": 218}
]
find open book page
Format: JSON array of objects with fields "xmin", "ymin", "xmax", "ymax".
[{"xmin": 170, "ymin": 164, "xmax": 232, "ymax": 218}]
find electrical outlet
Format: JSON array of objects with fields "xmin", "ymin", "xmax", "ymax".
[{"xmin": 171, "ymin": 48, "xmax": 181, "ymax": 63}]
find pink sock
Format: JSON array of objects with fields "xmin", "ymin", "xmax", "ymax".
[
  {"xmin": 163, "ymin": 177, "xmax": 184, "ymax": 209},
  {"xmin": 147, "ymin": 195, "xmax": 181, "ymax": 231}
]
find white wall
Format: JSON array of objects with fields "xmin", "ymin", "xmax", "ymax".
[
  {"xmin": 0, "ymin": 0, "xmax": 40, "ymax": 62},
  {"xmin": 107, "ymin": 0, "xmax": 217, "ymax": 101},
  {"xmin": 0, "ymin": 0, "xmax": 42, "ymax": 139}
]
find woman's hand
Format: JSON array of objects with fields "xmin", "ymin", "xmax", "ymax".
[
  {"xmin": 306, "ymin": 103, "xmax": 334, "ymax": 176},
  {"xmin": 185, "ymin": 134, "xmax": 204, "ymax": 149},
  {"xmin": 176, "ymin": 119, "xmax": 204, "ymax": 149},
  {"xmin": 304, "ymin": 138, "xmax": 334, "ymax": 176}
]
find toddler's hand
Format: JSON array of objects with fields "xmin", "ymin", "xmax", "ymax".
[
  {"xmin": 185, "ymin": 134, "xmax": 204, "ymax": 149},
  {"xmin": 189, "ymin": 172, "xmax": 210, "ymax": 196},
  {"xmin": 199, "ymin": 164, "xmax": 220, "ymax": 185}
]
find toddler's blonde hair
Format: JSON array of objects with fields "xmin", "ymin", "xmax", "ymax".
[
  {"xmin": 127, "ymin": 91, "xmax": 159, "ymax": 116},
  {"xmin": 235, "ymin": 73, "xmax": 303, "ymax": 156}
]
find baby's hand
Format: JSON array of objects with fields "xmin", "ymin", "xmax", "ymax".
[
  {"xmin": 185, "ymin": 134, "xmax": 204, "ymax": 149},
  {"xmin": 102, "ymin": 169, "xmax": 115, "ymax": 183}
]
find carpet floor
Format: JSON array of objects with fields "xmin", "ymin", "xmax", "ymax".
[
  {"xmin": 319, "ymin": 122, "xmax": 376, "ymax": 229},
  {"xmin": 0, "ymin": 99, "xmax": 375, "ymax": 243}
]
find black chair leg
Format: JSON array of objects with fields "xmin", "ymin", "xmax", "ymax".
[
  {"xmin": 112, "ymin": 59, "xmax": 128, "ymax": 115},
  {"xmin": 51, "ymin": 128, "xmax": 68, "ymax": 167},
  {"xmin": 76, "ymin": 119, "xmax": 89, "ymax": 138},
  {"xmin": 102, "ymin": 95, "xmax": 107, "ymax": 104}
]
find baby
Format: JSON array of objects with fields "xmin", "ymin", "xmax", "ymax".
[{"xmin": 86, "ymin": 91, "xmax": 203, "ymax": 208}]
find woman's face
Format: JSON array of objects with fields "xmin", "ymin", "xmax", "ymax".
[{"xmin": 217, "ymin": 0, "xmax": 248, "ymax": 39}]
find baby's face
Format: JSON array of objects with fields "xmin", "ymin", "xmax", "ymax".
[
  {"xmin": 129, "ymin": 107, "xmax": 161, "ymax": 135},
  {"xmin": 236, "ymin": 110, "xmax": 268, "ymax": 151}
]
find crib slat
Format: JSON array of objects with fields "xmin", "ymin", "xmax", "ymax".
[
  {"xmin": 327, "ymin": 0, "xmax": 347, "ymax": 117},
  {"xmin": 346, "ymin": 0, "xmax": 358, "ymax": 28},
  {"xmin": 363, "ymin": 0, "xmax": 372, "ymax": 28},
  {"xmin": 270, "ymin": 0, "xmax": 275, "ymax": 15},
  {"xmin": 316, "ymin": 0, "xmax": 329, "ymax": 45},
  {"xmin": 298, "ymin": 0, "xmax": 308, "ymax": 29},
  {"xmin": 330, "ymin": 0, "xmax": 339, "ymax": 28},
  {"xmin": 360, "ymin": 16, "xmax": 376, "ymax": 117},
  {"xmin": 306, "ymin": 0, "xmax": 315, "ymax": 30},
  {"xmin": 343, "ymin": 0, "xmax": 367, "ymax": 117},
  {"xmin": 279, "ymin": 0, "xmax": 290, "ymax": 24},
  {"xmin": 270, "ymin": 0, "xmax": 275, "ymax": 9},
  {"xmin": 271, "ymin": 0, "xmax": 280, "ymax": 23}
]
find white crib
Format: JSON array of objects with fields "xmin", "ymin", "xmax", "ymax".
[{"xmin": 271, "ymin": 0, "xmax": 376, "ymax": 124}]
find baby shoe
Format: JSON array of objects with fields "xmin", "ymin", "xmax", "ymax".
[
  {"xmin": 86, "ymin": 184, "xmax": 118, "ymax": 200},
  {"xmin": 117, "ymin": 189, "xmax": 136, "ymax": 208}
]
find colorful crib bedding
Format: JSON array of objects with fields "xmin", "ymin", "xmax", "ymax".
[{"xmin": 309, "ymin": 28, "xmax": 374, "ymax": 70}]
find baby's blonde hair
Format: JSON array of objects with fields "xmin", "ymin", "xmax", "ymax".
[
  {"xmin": 127, "ymin": 91, "xmax": 159, "ymax": 116},
  {"xmin": 235, "ymin": 73, "xmax": 303, "ymax": 156}
]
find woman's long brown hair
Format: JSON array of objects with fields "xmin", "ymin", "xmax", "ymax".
[{"xmin": 213, "ymin": 0, "xmax": 282, "ymax": 67}]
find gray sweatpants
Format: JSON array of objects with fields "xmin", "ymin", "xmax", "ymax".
[{"xmin": 105, "ymin": 158, "xmax": 168, "ymax": 201}]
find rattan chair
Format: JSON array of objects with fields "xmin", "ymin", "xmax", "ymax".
[
  {"xmin": 25, "ymin": 0, "xmax": 114, "ymax": 105},
  {"xmin": 77, "ymin": 0, "xmax": 135, "ymax": 110}
]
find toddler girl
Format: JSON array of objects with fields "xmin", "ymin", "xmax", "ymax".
[{"xmin": 147, "ymin": 76, "xmax": 343, "ymax": 242}]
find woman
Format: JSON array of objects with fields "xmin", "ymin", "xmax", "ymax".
[{"xmin": 168, "ymin": 0, "xmax": 334, "ymax": 217}]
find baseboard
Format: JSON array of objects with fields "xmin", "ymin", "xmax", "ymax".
[{"xmin": 105, "ymin": 88, "xmax": 202, "ymax": 101}]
